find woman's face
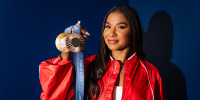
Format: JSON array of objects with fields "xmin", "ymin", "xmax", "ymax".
[{"xmin": 103, "ymin": 11, "xmax": 131, "ymax": 51}]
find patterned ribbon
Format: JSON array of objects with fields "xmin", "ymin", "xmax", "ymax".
[{"xmin": 65, "ymin": 25, "xmax": 84, "ymax": 100}]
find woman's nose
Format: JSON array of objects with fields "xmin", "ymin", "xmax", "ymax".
[{"xmin": 109, "ymin": 28, "xmax": 117, "ymax": 37}]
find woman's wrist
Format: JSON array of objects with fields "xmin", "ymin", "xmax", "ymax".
[{"xmin": 61, "ymin": 52, "xmax": 71, "ymax": 60}]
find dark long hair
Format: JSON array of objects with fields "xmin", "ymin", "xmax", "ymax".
[{"xmin": 84, "ymin": 5, "xmax": 145, "ymax": 100}]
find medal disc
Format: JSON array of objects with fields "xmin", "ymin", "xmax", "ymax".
[
  {"xmin": 55, "ymin": 32, "xmax": 70, "ymax": 52},
  {"xmin": 66, "ymin": 33, "xmax": 85, "ymax": 52}
]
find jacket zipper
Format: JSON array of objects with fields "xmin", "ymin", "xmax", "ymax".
[
  {"xmin": 104, "ymin": 60, "xmax": 114, "ymax": 100},
  {"xmin": 121, "ymin": 61, "xmax": 126, "ymax": 100}
]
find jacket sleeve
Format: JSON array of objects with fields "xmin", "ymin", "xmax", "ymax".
[
  {"xmin": 154, "ymin": 71, "xmax": 167, "ymax": 100},
  {"xmin": 39, "ymin": 55, "xmax": 74, "ymax": 100},
  {"xmin": 39, "ymin": 55, "xmax": 96, "ymax": 100},
  {"xmin": 144, "ymin": 61, "xmax": 167, "ymax": 100}
]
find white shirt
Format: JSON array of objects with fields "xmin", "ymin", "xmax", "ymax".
[{"xmin": 113, "ymin": 86, "xmax": 123, "ymax": 100}]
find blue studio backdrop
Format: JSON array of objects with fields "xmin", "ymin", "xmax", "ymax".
[
  {"xmin": 0, "ymin": 0, "xmax": 199, "ymax": 100},
  {"xmin": 130, "ymin": 0, "xmax": 200, "ymax": 100}
]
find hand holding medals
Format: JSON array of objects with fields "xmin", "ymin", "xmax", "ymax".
[
  {"xmin": 55, "ymin": 21, "xmax": 90, "ymax": 53},
  {"xmin": 55, "ymin": 21, "xmax": 90, "ymax": 100}
]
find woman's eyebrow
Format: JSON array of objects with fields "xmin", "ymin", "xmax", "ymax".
[
  {"xmin": 117, "ymin": 22, "xmax": 127, "ymax": 25},
  {"xmin": 105, "ymin": 22, "xmax": 127, "ymax": 25},
  {"xmin": 105, "ymin": 22, "xmax": 110, "ymax": 24}
]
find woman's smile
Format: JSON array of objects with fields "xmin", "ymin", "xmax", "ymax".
[{"xmin": 108, "ymin": 40, "xmax": 119, "ymax": 44}]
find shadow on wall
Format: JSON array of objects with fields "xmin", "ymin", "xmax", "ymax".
[{"xmin": 143, "ymin": 11, "xmax": 188, "ymax": 100}]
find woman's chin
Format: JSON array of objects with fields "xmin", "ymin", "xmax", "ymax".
[
  {"xmin": 108, "ymin": 46, "xmax": 130, "ymax": 52},
  {"xmin": 108, "ymin": 47, "xmax": 123, "ymax": 51}
]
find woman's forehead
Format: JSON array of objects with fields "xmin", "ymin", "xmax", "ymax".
[{"xmin": 106, "ymin": 12, "xmax": 128, "ymax": 25}]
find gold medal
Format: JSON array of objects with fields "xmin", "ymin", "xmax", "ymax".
[{"xmin": 55, "ymin": 32, "xmax": 70, "ymax": 52}]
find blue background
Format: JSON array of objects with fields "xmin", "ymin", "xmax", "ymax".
[{"xmin": 0, "ymin": 0, "xmax": 199, "ymax": 100}]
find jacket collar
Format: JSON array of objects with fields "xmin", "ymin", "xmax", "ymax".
[{"xmin": 109, "ymin": 52, "xmax": 136, "ymax": 61}]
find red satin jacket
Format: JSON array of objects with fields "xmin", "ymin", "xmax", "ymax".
[{"xmin": 39, "ymin": 53, "xmax": 166, "ymax": 100}]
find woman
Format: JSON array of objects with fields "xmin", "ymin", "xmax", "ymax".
[{"xmin": 39, "ymin": 5, "xmax": 166, "ymax": 100}]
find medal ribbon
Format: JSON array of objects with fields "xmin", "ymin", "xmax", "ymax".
[{"xmin": 65, "ymin": 25, "xmax": 84, "ymax": 100}]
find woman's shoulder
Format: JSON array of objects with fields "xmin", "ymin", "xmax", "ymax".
[{"xmin": 142, "ymin": 60, "xmax": 162, "ymax": 78}]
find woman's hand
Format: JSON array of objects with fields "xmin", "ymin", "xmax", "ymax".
[
  {"xmin": 74, "ymin": 21, "xmax": 90, "ymax": 40},
  {"xmin": 61, "ymin": 21, "xmax": 90, "ymax": 60}
]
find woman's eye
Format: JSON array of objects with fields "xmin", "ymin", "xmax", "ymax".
[
  {"xmin": 118, "ymin": 26, "xmax": 126, "ymax": 29},
  {"xmin": 105, "ymin": 25, "xmax": 111, "ymax": 29}
]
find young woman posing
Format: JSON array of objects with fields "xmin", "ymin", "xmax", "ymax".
[{"xmin": 39, "ymin": 5, "xmax": 166, "ymax": 100}]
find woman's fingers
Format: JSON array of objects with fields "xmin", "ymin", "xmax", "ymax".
[
  {"xmin": 80, "ymin": 28, "xmax": 90, "ymax": 40},
  {"xmin": 81, "ymin": 28, "xmax": 90, "ymax": 36},
  {"xmin": 71, "ymin": 21, "xmax": 81, "ymax": 33},
  {"xmin": 76, "ymin": 21, "xmax": 81, "ymax": 25},
  {"xmin": 72, "ymin": 21, "xmax": 90, "ymax": 39},
  {"xmin": 82, "ymin": 35, "xmax": 88, "ymax": 40},
  {"xmin": 75, "ymin": 21, "xmax": 90, "ymax": 36}
]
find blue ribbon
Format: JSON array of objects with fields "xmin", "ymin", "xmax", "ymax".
[{"xmin": 65, "ymin": 25, "xmax": 84, "ymax": 100}]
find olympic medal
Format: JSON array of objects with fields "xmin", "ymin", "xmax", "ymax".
[
  {"xmin": 66, "ymin": 33, "xmax": 85, "ymax": 52},
  {"xmin": 55, "ymin": 32, "xmax": 70, "ymax": 52},
  {"xmin": 56, "ymin": 32, "xmax": 85, "ymax": 53}
]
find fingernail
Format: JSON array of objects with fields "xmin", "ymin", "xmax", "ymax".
[
  {"xmin": 86, "ymin": 32, "xmax": 91, "ymax": 37},
  {"xmin": 78, "ymin": 21, "xmax": 81, "ymax": 24},
  {"xmin": 85, "ymin": 32, "xmax": 89, "ymax": 35}
]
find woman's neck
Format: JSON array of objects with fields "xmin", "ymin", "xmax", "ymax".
[{"xmin": 111, "ymin": 48, "xmax": 131, "ymax": 63}]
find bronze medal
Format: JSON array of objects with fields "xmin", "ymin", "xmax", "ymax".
[
  {"xmin": 66, "ymin": 33, "xmax": 85, "ymax": 52},
  {"xmin": 55, "ymin": 32, "xmax": 85, "ymax": 53}
]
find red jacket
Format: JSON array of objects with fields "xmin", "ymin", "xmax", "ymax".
[{"xmin": 39, "ymin": 53, "xmax": 166, "ymax": 100}]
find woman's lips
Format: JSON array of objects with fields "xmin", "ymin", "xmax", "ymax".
[{"xmin": 108, "ymin": 40, "xmax": 118, "ymax": 44}]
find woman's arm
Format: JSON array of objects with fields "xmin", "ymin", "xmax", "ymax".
[
  {"xmin": 39, "ymin": 21, "xmax": 90, "ymax": 100},
  {"xmin": 39, "ymin": 54, "xmax": 74, "ymax": 100},
  {"xmin": 154, "ymin": 71, "xmax": 167, "ymax": 100}
]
